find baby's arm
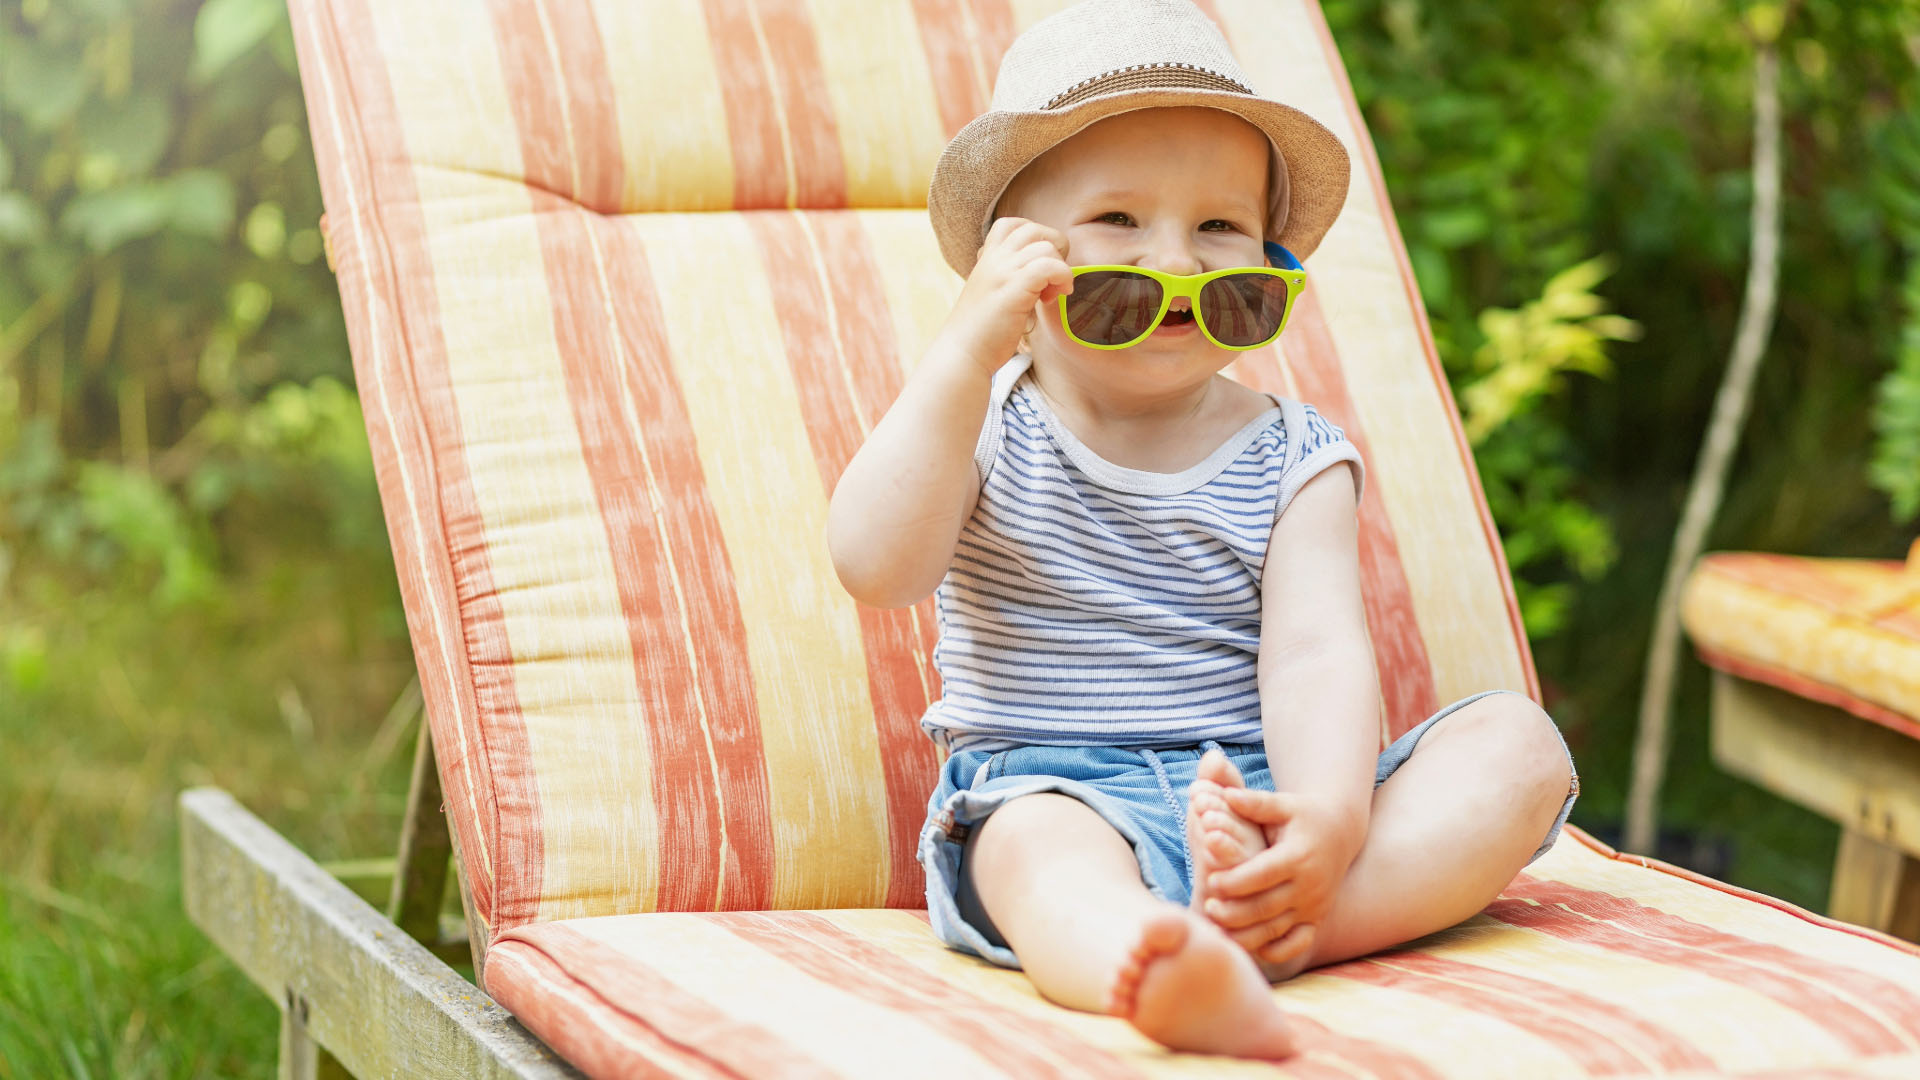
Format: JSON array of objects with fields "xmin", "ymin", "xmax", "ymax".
[
  {"xmin": 826, "ymin": 218, "xmax": 1072, "ymax": 608},
  {"xmin": 1199, "ymin": 465, "xmax": 1377, "ymax": 962},
  {"xmin": 1257, "ymin": 462, "xmax": 1377, "ymax": 842}
]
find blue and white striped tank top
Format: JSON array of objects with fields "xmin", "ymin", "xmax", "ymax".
[{"xmin": 921, "ymin": 353, "xmax": 1365, "ymax": 754}]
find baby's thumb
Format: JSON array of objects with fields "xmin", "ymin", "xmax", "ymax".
[{"xmin": 1222, "ymin": 785, "xmax": 1294, "ymax": 825}]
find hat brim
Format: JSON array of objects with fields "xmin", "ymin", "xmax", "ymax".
[{"xmin": 926, "ymin": 89, "xmax": 1350, "ymax": 279}]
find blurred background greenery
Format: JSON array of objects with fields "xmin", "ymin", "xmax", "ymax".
[{"xmin": 0, "ymin": 0, "xmax": 1916, "ymax": 1075}]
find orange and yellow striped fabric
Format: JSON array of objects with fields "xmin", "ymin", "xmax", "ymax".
[
  {"xmin": 484, "ymin": 831, "xmax": 1920, "ymax": 1079},
  {"xmin": 290, "ymin": 0, "xmax": 1531, "ymax": 936},
  {"xmin": 1682, "ymin": 547, "xmax": 1920, "ymax": 738},
  {"xmin": 285, "ymin": 0, "xmax": 1920, "ymax": 1073}
]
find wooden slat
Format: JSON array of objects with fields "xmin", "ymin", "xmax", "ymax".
[
  {"xmin": 1710, "ymin": 672, "xmax": 1920, "ymax": 855},
  {"xmin": 1832, "ymin": 829, "xmax": 1920, "ymax": 941},
  {"xmin": 280, "ymin": 998, "xmax": 353, "ymax": 1080},
  {"xmin": 179, "ymin": 787, "xmax": 579, "ymax": 1079},
  {"xmin": 390, "ymin": 720, "xmax": 454, "ymax": 941}
]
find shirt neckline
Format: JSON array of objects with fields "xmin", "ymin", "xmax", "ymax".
[{"xmin": 1015, "ymin": 369, "xmax": 1283, "ymax": 496}]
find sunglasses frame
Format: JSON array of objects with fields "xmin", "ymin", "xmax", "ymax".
[{"xmin": 1054, "ymin": 242, "xmax": 1307, "ymax": 352}]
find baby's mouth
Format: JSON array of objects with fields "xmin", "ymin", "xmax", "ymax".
[{"xmin": 1163, "ymin": 308, "xmax": 1195, "ymax": 325}]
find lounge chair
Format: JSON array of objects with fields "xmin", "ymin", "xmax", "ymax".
[{"xmin": 181, "ymin": 0, "xmax": 1920, "ymax": 1075}]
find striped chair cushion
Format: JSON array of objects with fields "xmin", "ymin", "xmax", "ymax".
[
  {"xmin": 290, "ymin": 0, "xmax": 1533, "ymax": 936},
  {"xmin": 484, "ymin": 831, "xmax": 1920, "ymax": 1078},
  {"xmin": 1682, "ymin": 548, "xmax": 1920, "ymax": 738}
]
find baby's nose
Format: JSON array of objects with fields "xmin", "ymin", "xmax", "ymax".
[{"xmin": 1144, "ymin": 249, "xmax": 1205, "ymax": 282}]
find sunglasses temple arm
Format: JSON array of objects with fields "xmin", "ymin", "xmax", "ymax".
[{"xmin": 1263, "ymin": 241, "xmax": 1303, "ymax": 271}]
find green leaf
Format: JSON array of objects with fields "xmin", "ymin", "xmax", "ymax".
[
  {"xmin": 2, "ymin": 625, "xmax": 49, "ymax": 695},
  {"xmin": 1, "ymin": 38, "xmax": 89, "ymax": 131},
  {"xmin": 1743, "ymin": 2, "xmax": 1786, "ymax": 44},
  {"xmin": 192, "ymin": 0, "xmax": 288, "ymax": 82},
  {"xmin": 164, "ymin": 169, "xmax": 237, "ymax": 239},
  {"xmin": 0, "ymin": 191, "xmax": 48, "ymax": 246},
  {"xmin": 74, "ymin": 461, "xmax": 214, "ymax": 607},
  {"xmin": 0, "ymin": 416, "xmax": 65, "ymax": 499},
  {"xmin": 55, "ymin": 169, "xmax": 234, "ymax": 251},
  {"xmin": 76, "ymin": 95, "xmax": 172, "ymax": 181},
  {"xmin": 1422, "ymin": 205, "xmax": 1492, "ymax": 249},
  {"xmin": 1408, "ymin": 243, "xmax": 1452, "ymax": 310},
  {"xmin": 59, "ymin": 183, "xmax": 174, "ymax": 252},
  {"xmin": 242, "ymin": 201, "xmax": 285, "ymax": 258}
]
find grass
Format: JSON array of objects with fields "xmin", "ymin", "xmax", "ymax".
[
  {"xmin": 0, "ymin": 544, "xmax": 416, "ymax": 1080},
  {"xmin": 0, "ymin": 518, "xmax": 1848, "ymax": 1077}
]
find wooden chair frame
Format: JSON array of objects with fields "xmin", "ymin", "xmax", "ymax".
[
  {"xmin": 180, "ymin": 723, "xmax": 579, "ymax": 1078},
  {"xmin": 1709, "ymin": 671, "xmax": 1920, "ymax": 939}
]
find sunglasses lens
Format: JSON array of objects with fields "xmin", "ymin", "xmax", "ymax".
[
  {"xmin": 1063, "ymin": 270, "xmax": 1164, "ymax": 346},
  {"xmin": 1198, "ymin": 273, "xmax": 1291, "ymax": 347}
]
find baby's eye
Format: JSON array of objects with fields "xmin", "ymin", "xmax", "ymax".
[
  {"xmin": 1095, "ymin": 211, "xmax": 1132, "ymax": 226},
  {"xmin": 1200, "ymin": 219, "xmax": 1238, "ymax": 232}
]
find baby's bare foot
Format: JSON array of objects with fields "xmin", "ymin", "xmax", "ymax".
[
  {"xmin": 1105, "ymin": 908, "xmax": 1296, "ymax": 1059},
  {"xmin": 1187, "ymin": 750, "xmax": 1266, "ymax": 916}
]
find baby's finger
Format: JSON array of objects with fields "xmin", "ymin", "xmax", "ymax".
[
  {"xmin": 1255, "ymin": 923, "xmax": 1317, "ymax": 972},
  {"xmin": 1229, "ymin": 909, "xmax": 1299, "ymax": 955},
  {"xmin": 1207, "ymin": 846, "xmax": 1293, "ymax": 898},
  {"xmin": 1037, "ymin": 266, "xmax": 1074, "ymax": 304},
  {"xmin": 982, "ymin": 215, "xmax": 1032, "ymax": 245},
  {"xmin": 1204, "ymin": 881, "xmax": 1295, "ymax": 928},
  {"xmin": 1026, "ymin": 255, "xmax": 1073, "ymax": 304},
  {"xmin": 1000, "ymin": 222, "xmax": 1059, "ymax": 259},
  {"xmin": 1220, "ymin": 786, "xmax": 1296, "ymax": 826}
]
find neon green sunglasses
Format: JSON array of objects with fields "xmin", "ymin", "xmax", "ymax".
[{"xmin": 1055, "ymin": 242, "xmax": 1306, "ymax": 351}]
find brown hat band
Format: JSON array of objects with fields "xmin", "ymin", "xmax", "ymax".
[{"xmin": 1044, "ymin": 62, "xmax": 1254, "ymax": 110}]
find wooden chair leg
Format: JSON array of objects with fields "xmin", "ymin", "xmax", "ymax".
[
  {"xmin": 280, "ymin": 988, "xmax": 353, "ymax": 1080},
  {"xmin": 450, "ymin": 809, "xmax": 489, "ymax": 981},
  {"xmin": 389, "ymin": 719, "xmax": 452, "ymax": 944},
  {"xmin": 1830, "ymin": 828, "xmax": 1920, "ymax": 941}
]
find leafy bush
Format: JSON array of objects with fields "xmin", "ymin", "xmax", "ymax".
[
  {"xmin": 1870, "ymin": 96, "xmax": 1920, "ymax": 523},
  {"xmin": 0, "ymin": 0, "xmax": 378, "ymax": 623}
]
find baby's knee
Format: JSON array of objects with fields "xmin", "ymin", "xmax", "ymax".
[
  {"xmin": 1438, "ymin": 693, "xmax": 1574, "ymax": 801},
  {"xmin": 969, "ymin": 792, "xmax": 1104, "ymax": 874}
]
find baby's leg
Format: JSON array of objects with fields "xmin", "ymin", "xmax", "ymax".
[
  {"xmin": 963, "ymin": 792, "xmax": 1295, "ymax": 1059},
  {"xmin": 1217, "ymin": 692, "xmax": 1574, "ymax": 976}
]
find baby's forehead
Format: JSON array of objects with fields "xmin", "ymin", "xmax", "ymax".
[{"xmin": 1022, "ymin": 147, "xmax": 1271, "ymax": 204}]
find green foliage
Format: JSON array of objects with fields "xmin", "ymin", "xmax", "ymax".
[
  {"xmin": 1327, "ymin": 0, "xmax": 1916, "ymax": 893},
  {"xmin": 1870, "ymin": 96, "xmax": 1920, "ymax": 522},
  {"xmin": 1459, "ymin": 258, "xmax": 1641, "ymax": 447},
  {"xmin": 1323, "ymin": 0, "xmax": 1640, "ymax": 644},
  {"xmin": 1454, "ymin": 258, "xmax": 1639, "ymax": 638},
  {"xmin": 0, "ymin": 2, "xmax": 408, "ymax": 1073},
  {"xmin": 1326, "ymin": 0, "xmax": 1918, "ymax": 652},
  {"xmin": 0, "ymin": 0, "xmax": 379, "ymax": 613}
]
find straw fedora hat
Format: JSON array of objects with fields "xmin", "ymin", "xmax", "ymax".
[{"xmin": 926, "ymin": 0, "xmax": 1351, "ymax": 279}]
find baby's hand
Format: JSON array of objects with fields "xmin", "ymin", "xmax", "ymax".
[
  {"xmin": 1201, "ymin": 788, "xmax": 1367, "ymax": 976},
  {"xmin": 936, "ymin": 216, "xmax": 1074, "ymax": 377}
]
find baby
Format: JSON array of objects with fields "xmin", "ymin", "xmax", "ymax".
[{"xmin": 827, "ymin": 0, "xmax": 1579, "ymax": 1060}]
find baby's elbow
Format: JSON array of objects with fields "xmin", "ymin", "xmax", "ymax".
[
  {"xmin": 826, "ymin": 529, "xmax": 927, "ymax": 610},
  {"xmin": 829, "ymin": 551, "xmax": 930, "ymax": 609}
]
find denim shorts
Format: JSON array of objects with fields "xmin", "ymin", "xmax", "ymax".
[{"xmin": 916, "ymin": 689, "xmax": 1579, "ymax": 969}]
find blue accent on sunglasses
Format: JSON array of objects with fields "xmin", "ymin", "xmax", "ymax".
[{"xmin": 1264, "ymin": 241, "xmax": 1302, "ymax": 271}]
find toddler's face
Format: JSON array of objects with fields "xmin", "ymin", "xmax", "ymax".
[{"xmin": 994, "ymin": 106, "xmax": 1273, "ymax": 383}]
